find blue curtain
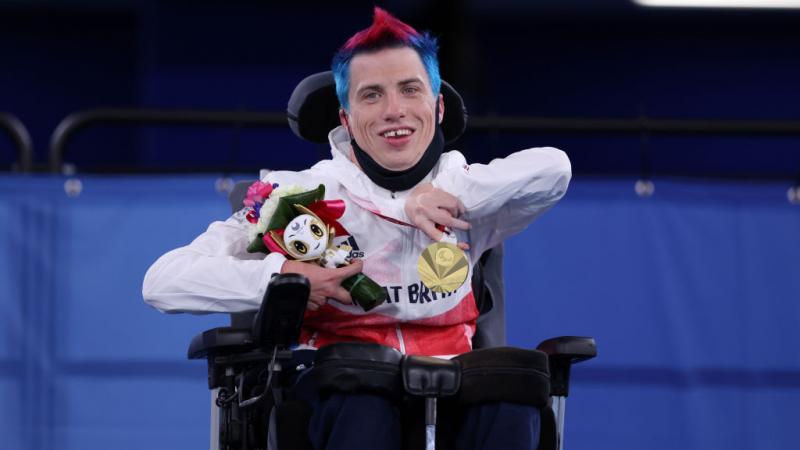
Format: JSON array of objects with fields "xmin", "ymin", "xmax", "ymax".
[
  {"xmin": 1, "ymin": 174, "xmax": 798, "ymax": 450},
  {"xmin": 0, "ymin": 175, "xmax": 232, "ymax": 450},
  {"xmin": 505, "ymin": 179, "xmax": 800, "ymax": 450}
]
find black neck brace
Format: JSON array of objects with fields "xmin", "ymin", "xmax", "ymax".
[{"xmin": 351, "ymin": 125, "xmax": 445, "ymax": 192}]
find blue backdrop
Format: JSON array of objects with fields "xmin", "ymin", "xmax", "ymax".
[{"xmin": 1, "ymin": 174, "xmax": 798, "ymax": 450}]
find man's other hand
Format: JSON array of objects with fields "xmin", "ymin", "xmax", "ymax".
[
  {"xmin": 281, "ymin": 259, "xmax": 363, "ymax": 311},
  {"xmin": 404, "ymin": 182, "xmax": 470, "ymax": 250}
]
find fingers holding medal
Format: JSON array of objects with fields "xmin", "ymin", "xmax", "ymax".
[
  {"xmin": 405, "ymin": 182, "xmax": 470, "ymax": 293},
  {"xmin": 418, "ymin": 232, "xmax": 469, "ymax": 293}
]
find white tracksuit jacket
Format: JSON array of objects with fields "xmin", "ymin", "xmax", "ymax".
[{"xmin": 143, "ymin": 126, "xmax": 571, "ymax": 357}]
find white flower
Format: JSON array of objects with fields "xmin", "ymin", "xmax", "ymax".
[{"xmin": 246, "ymin": 184, "xmax": 307, "ymax": 243}]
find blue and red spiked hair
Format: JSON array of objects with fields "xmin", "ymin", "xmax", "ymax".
[{"xmin": 332, "ymin": 7, "xmax": 441, "ymax": 112}]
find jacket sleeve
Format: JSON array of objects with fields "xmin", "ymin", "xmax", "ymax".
[
  {"xmin": 142, "ymin": 209, "xmax": 287, "ymax": 314},
  {"xmin": 432, "ymin": 147, "xmax": 571, "ymax": 258}
]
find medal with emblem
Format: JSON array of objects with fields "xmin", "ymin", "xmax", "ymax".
[{"xmin": 418, "ymin": 239, "xmax": 469, "ymax": 293}]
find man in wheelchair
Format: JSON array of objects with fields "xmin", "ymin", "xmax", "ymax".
[{"xmin": 143, "ymin": 7, "xmax": 592, "ymax": 450}]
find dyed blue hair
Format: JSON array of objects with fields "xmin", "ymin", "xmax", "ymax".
[{"xmin": 332, "ymin": 9, "xmax": 440, "ymax": 112}]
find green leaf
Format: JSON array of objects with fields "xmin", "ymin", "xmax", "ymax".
[
  {"xmin": 246, "ymin": 234, "xmax": 269, "ymax": 253},
  {"xmin": 266, "ymin": 184, "xmax": 326, "ymax": 231}
]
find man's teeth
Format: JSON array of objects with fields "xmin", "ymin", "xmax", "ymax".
[{"xmin": 383, "ymin": 129, "xmax": 412, "ymax": 138}]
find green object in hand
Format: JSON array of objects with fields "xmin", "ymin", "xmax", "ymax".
[{"xmin": 341, "ymin": 273, "xmax": 387, "ymax": 312}]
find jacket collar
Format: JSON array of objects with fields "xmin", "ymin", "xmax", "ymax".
[{"xmin": 327, "ymin": 126, "xmax": 440, "ymax": 221}]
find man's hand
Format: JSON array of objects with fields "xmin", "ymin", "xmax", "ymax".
[
  {"xmin": 281, "ymin": 259, "xmax": 363, "ymax": 311},
  {"xmin": 404, "ymin": 182, "xmax": 470, "ymax": 250}
]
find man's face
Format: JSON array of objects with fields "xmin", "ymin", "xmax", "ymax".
[{"xmin": 340, "ymin": 46, "xmax": 444, "ymax": 172}]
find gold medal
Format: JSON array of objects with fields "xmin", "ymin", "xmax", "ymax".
[{"xmin": 418, "ymin": 242, "xmax": 469, "ymax": 293}]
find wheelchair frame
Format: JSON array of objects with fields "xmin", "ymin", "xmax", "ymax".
[
  {"xmin": 189, "ymin": 274, "xmax": 596, "ymax": 450},
  {"xmin": 186, "ymin": 71, "xmax": 596, "ymax": 450}
]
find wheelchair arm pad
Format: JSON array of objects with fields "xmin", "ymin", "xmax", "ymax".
[
  {"xmin": 402, "ymin": 356, "xmax": 461, "ymax": 397},
  {"xmin": 312, "ymin": 343, "xmax": 404, "ymax": 397},
  {"xmin": 536, "ymin": 336, "xmax": 597, "ymax": 397},
  {"xmin": 453, "ymin": 347, "xmax": 550, "ymax": 408},
  {"xmin": 187, "ymin": 327, "xmax": 255, "ymax": 359},
  {"xmin": 536, "ymin": 336, "xmax": 597, "ymax": 364}
]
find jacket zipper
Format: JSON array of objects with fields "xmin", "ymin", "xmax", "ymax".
[{"xmin": 395, "ymin": 325, "xmax": 406, "ymax": 354}]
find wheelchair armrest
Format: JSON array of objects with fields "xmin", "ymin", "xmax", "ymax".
[
  {"xmin": 187, "ymin": 273, "xmax": 310, "ymax": 360},
  {"xmin": 537, "ymin": 336, "xmax": 597, "ymax": 397},
  {"xmin": 537, "ymin": 336, "xmax": 597, "ymax": 364},
  {"xmin": 187, "ymin": 327, "xmax": 255, "ymax": 360}
]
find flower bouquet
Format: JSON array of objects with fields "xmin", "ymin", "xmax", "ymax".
[{"xmin": 243, "ymin": 181, "xmax": 386, "ymax": 311}]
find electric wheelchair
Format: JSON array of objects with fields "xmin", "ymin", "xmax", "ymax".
[{"xmin": 187, "ymin": 72, "xmax": 597, "ymax": 450}]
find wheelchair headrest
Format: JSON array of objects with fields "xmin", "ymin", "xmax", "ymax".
[{"xmin": 287, "ymin": 71, "xmax": 468, "ymax": 145}]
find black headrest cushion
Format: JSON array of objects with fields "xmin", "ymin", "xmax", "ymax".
[{"xmin": 287, "ymin": 71, "xmax": 468, "ymax": 145}]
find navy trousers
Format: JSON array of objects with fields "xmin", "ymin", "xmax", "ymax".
[
  {"xmin": 286, "ymin": 350, "xmax": 541, "ymax": 450},
  {"xmin": 302, "ymin": 390, "xmax": 540, "ymax": 450}
]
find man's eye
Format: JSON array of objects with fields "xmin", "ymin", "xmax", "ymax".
[
  {"xmin": 402, "ymin": 86, "xmax": 420, "ymax": 95},
  {"xmin": 291, "ymin": 241, "xmax": 308, "ymax": 254},
  {"xmin": 361, "ymin": 91, "xmax": 383, "ymax": 103},
  {"xmin": 310, "ymin": 223, "xmax": 324, "ymax": 238}
]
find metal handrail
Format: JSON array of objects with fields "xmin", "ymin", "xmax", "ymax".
[
  {"xmin": 1, "ymin": 112, "xmax": 33, "ymax": 172},
  {"xmin": 48, "ymin": 107, "xmax": 800, "ymax": 174},
  {"xmin": 469, "ymin": 116, "xmax": 800, "ymax": 135},
  {"xmin": 49, "ymin": 108, "xmax": 286, "ymax": 173}
]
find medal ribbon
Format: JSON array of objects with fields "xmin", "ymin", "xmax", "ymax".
[{"xmin": 366, "ymin": 209, "xmax": 447, "ymax": 234}]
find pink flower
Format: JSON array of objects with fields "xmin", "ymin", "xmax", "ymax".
[{"xmin": 243, "ymin": 181, "xmax": 274, "ymax": 207}]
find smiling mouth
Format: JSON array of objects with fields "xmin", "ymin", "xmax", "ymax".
[{"xmin": 381, "ymin": 128, "xmax": 414, "ymax": 138}]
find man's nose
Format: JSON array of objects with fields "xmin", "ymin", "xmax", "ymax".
[{"xmin": 382, "ymin": 92, "xmax": 405, "ymax": 120}]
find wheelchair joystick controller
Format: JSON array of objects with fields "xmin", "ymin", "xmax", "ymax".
[
  {"xmin": 402, "ymin": 356, "xmax": 461, "ymax": 450},
  {"xmin": 239, "ymin": 273, "xmax": 310, "ymax": 409}
]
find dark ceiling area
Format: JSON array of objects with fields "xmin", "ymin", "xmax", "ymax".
[{"xmin": 1, "ymin": 0, "xmax": 799, "ymax": 180}]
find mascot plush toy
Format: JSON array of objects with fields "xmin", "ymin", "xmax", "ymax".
[{"xmin": 244, "ymin": 181, "xmax": 386, "ymax": 311}]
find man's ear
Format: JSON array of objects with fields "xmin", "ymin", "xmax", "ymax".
[
  {"xmin": 437, "ymin": 93, "xmax": 445, "ymax": 124},
  {"xmin": 339, "ymin": 109, "xmax": 350, "ymax": 134}
]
